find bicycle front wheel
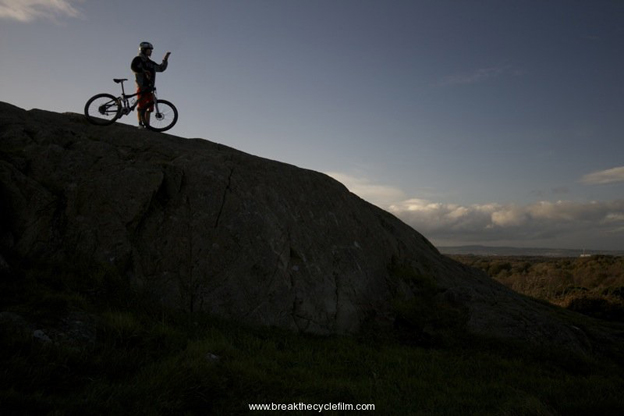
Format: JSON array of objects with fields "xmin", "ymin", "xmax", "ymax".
[
  {"xmin": 84, "ymin": 93, "xmax": 121, "ymax": 125},
  {"xmin": 147, "ymin": 99, "xmax": 178, "ymax": 132}
]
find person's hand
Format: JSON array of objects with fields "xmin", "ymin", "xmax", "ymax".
[{"xmin": 164, "ymin": 52, "xmax": 171, "ymax": 61}]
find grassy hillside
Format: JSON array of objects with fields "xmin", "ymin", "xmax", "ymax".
[
  {"xmin": 450, "ymin": 255, "xmax": 624, "ymax": 323},
  {"xmin": 1, "ymin": 257, "xmax": 624, "ymax": 415}
]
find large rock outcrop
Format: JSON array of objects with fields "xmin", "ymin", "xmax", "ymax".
[{"xmin": 0, "ymin": 102, "xmax": 594, "ymax": 353}]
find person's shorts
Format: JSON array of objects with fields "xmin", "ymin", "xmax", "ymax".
[{"xmin": 137, "ymin": 88, "xmax": 154, "ymax": 112}]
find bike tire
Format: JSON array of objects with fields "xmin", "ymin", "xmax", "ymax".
[
  {"xmin": 146, "ymin": 99, "xmax": 178, "ymax": 132},
  {"xmin": 84, "ymin": 93, "xmax": 122, "ymax": 126}
]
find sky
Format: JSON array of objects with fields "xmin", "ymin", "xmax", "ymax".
[{"xmin": 1, "ymin": 0, "xmax": 623, "ymax": 251}]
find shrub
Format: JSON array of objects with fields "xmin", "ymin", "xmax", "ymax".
[{"xmin": 565, "ymin": 295, "xmax": 624, "ymax": 322}]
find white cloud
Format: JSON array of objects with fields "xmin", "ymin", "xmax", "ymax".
[
  {"xmin": 0, "ymin": 0, "xmax": 83, "ymax": 23},
  {"xmin": 389, "ymin": 198, "xmax": 624, "ymax": 244},
  {"xmin": 581, "ymin": 166, "xmax": 624, "ymax": 185},
  {"xmin": 329, "ymin": 172, "xmax": 624, "ymax": 248}
]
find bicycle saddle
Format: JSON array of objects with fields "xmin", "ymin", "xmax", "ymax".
[{"xmin": 113, "ymin": 78, "xmax": 128, "ymax": 83}]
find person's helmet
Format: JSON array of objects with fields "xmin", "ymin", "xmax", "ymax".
[{"xmin": 139, "ymin": 42, "xmax": 153, "ymax": 53}]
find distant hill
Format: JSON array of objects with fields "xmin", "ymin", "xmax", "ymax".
[{"xmin": 439, "ymin": 245, "xmax": 624, "ymax": 257}]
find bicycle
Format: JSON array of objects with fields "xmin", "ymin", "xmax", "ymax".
[{"xmin": 84, "ymin": 78, "xmax": 178, "ymax": 132}]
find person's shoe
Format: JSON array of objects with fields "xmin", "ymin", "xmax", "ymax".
[{"xmin": 138, "ymin": 124, "xmax": 146, "ymax": 130}]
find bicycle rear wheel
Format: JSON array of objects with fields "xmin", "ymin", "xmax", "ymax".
[
  {"xmin": 84, "ymin": 93, "xmax": 121, "ymax": 125},
  {"xmin": 146, "ymin": 99, "xmax": 178, "ymax": 132}
]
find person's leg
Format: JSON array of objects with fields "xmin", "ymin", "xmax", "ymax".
[
  {"xmin": 143, "ymin": 107, "xmax": 151, "ymax": 126},
  {"xmin": 138, "ymin": 91, "xmax": 154, "ymax": 127},
  {"xmin": 145, "ymin": 92, "xmax": 154, "ymax": 125},
  {"xmin": 136, "ymin": 88, "xmax": 153, "ymax": 127},
  {"xmin": 137, "ymin": 88, "xmax": 146, "ymax": 127}
]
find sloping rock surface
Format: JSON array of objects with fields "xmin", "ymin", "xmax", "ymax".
[{"xmin": 0, "ymin": 102, "xmax": 593, "ymax": 353}]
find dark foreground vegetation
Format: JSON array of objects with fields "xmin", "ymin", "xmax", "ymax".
[{"xmin": 1, "ymin": 257, "xmax": 624, "ymax": 415}]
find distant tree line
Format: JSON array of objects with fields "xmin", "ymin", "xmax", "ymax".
[{"xmin": 450, "ymin": 255, "xmax": 624, "ymax": 323}]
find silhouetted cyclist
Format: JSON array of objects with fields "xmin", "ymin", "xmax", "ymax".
[{"xmin": 131, "ymin": 41, "xmax": 171, "ymax": 128}]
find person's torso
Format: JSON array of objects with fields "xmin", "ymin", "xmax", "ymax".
[{"xmin": 132, "ymin": 55, "xmax": 157, "ymax": 87}]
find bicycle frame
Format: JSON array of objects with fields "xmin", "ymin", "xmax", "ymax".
[{"xmin": 115, "ymin": 79, "xmax": 161, "ymax": 117}]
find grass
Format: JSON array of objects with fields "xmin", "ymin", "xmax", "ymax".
[{"xmin": 1, "ymin": 257, "xmax": 624, "ymax": 415}]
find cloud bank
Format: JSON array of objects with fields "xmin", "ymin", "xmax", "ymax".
[
  {"xmin": 387, "ymin": 199, "xmax": 624, "ymax": 244},
  {"xmin": 581, "ymin": 166, "xmax": 624, "ymax": 185},
  {"xmin": 328, "ymin": 171, "xmax": 624, "ymax": 249},
  {"xmin": 0, "ymin": 0, "xmax": 83, "ymax": 22}
]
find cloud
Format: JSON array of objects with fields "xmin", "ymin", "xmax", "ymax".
[
  {"xmin": 581, "ymin": 166, "xmax": 624, "ymax": 185},
  {"xmin": 325, "ymin": 172, "xmax": 405, "ymax": 207},
  {"xmin": 437, "ymin": 65, "xmax": 524, "ymax": 87},
  {"xmin": 388, "ymin": 199, "xmax": 624, "ymax": 244},
  {"xmin": 329, "ymin": 172, "xmax": 624, "ymax": 248},
  {"xmin": 530, "ymin": 187, "xmax": 570, "ymax": 198},
  {"xmin": 0, "ymin": 0, "xmax": 83, "ymax": 23}
]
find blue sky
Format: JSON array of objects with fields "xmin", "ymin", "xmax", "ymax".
[{"xmin": 1, "ymin": 0, "xmax": 623, "ymax": 250}]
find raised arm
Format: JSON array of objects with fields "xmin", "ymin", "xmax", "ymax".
[{"xmin": 155, "ymin": 52, "xmax": 171, "ymax": 72}]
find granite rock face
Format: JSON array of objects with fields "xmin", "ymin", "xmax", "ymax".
[{"xmin": 0, "ymin": 102, "xmax": 593, "ymax": 353}]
